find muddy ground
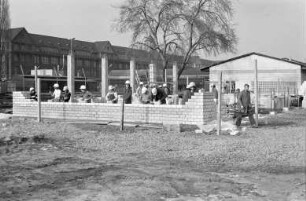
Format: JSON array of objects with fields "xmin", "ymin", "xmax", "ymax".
[{"xmin": 0, "ymin": 109, "xmax": 305, "ymax": 201}]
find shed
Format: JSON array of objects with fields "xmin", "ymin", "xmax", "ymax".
[{"xmin": 200, "ymin": 52, "xmax": 306, "ymax": 109}]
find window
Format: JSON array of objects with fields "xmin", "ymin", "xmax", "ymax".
[
  {"xmin": 14, "ymin": 55, "xmax": 19, "ymax": 62},
  {"xmin": 51, "ymin": 57, "xmax": 58, "ymax": 65},
  {"xmin": 20, "ymin": 54, "xmax": 25, "ymax": 62},
  {"xmin": 42, "ymin": 56, "xmax": 49, "ymax": 64},
  {"xmin": 84, "ymin": 60, "xmax": 90, "ymax": 67}
]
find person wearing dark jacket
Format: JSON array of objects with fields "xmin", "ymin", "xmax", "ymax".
[
  {"xmin": 123, "ymin": 80, "xmax": 132, "ymax": 104},
  {"xmin": 151, "ymin": 87, "xmax": 167, "ymax": 104},
  {"xmin": 62, "ymin": 86, "xmax": 71, "ymax": 102},
  {"xmin": 211, "ymin": 85, "xmax": 218, "ymax": 103},
  {"xmin": 236, "ymin": 84, "xmax": 257, "ymax": 128},
  {"xmin": 182, "ymin": 82, "xmax": 196, "ymax": 104},
  {"xmin": 29, "ymin": 87, "xmax": 37, "ymax": 101}
]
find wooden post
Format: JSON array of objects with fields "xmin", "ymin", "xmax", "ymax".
[
  {"xmin": 287, "ymin": 87, "xmax": 290, "ymax": 108},
  {"xmin": 120, "ymin": 100, "xmax": 125, "ymax": 131},
  {"xmin": 297, "ymin": 88, "xmax": 300, "ymax": 107},
  {"xmin": 254, "ymin": 59, "xmax": 259, "ymax": 127},
  {"xmin": 37, "ymin": 78, "xmax": 41, "ymax": 123},
  {"xmin": 217, "ymin": 71, "xmax": 222, "ymax": 136},
  {"xmin": 34, "ymin": 66, "xmax": 38, "ymax": 91}
]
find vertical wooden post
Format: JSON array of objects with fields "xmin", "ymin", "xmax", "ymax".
[
  {"xmin": 297, "ymin": 88, "xmax": 300, "ymax": 107},
  {"xmin": 34, "ymin": 66, "xmax": 38, "ymax": 91},
  {"xmin": 37, "ymin": 78, "xmax": 41, "ymax": 123},
  {"xmin": 217, "ymin": 71, "xmax": 222, "ymax": 136},
  {"xmin": 120, "ymin": 100, "xmax": 125, "ymax": 131},
  {"xmin": 287, "ymin": 87, "xmax": 290, "ymax": 108},
  {"xmin": 254, "ymin": 59, "xmax": 259, "ymax": 127}
]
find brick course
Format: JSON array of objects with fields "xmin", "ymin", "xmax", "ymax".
[{"xmin": 13, "ymin": 91, "xmax": 219, "ymax": 125}]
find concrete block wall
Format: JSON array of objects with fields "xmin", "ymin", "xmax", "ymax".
[{"xmin": 13, "ymin": 91, "xmax": 218, "ymax": 125}]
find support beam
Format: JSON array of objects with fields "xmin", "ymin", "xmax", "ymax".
[
  {"xmin": 217, "ymin": 72, "xmax": 222, "ymax": 135},
  {"xmin": 67, "ymin": 53, "xmax": 75, "ymax": 102},
  {"xmin": 173, "ymin": 61, "xmax": 178, "ymax": 95},
  {"xmin": 130, "ymin": 58, "xmax": 136, "ymax": 93},
  {"xmin": 37, "ymin": 78, "xmax": 41, "ymax": 123},
  {"xmin": 254, "ymin": 59, "xmax": 259, "ymax": 127},
  {"xmin": 101, "ymin": 54, "xmax": 109, "ymax": 98},
  {"xmin": 149, "ymin": 62, "xmax": 157, "ymax": 84}
]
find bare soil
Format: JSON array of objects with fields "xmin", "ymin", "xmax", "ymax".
[{"xmin": 0, "ymin": 109, "xmax": 305, "ymax": 201}]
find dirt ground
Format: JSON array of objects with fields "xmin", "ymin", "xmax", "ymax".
[{"xmin": 0, "ymin": 109, "xmax": 305, "ymax": 201}]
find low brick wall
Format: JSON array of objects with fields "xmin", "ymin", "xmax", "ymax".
[{"xmin": 13, "ymin": 91, "xmax": 217, "ymax": 125}]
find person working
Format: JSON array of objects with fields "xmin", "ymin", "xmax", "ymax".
[
  {"xmin": 29, "ymin": 87, "xmax": 37, "ymax": 101},
  {"xmin": 211, "ymin": 85, "xmax": 218, "ymax": 104},
  {"xmin": 123, "ymin": 80, "xmax": 132, "ymax": 104},
  {"xmin": 151, "ymin": 87, "xmax": 167, "ymax": 104},
  {"xmin": 182, "ymin": 82, "xmax": 196, "ymax": 104},
  {"xmin": 80, "ymin": 85, "xmax": 92, "ymax": 103},
  {"xmin": 106, "ymin": 85, "xmax": 118, "ymax": 103},
  {"xmin": 52, "ymin": 83, "xmax": 61, "ymax": 102},
  {"xmin": 62, "ymin": 86, "xmax": 71, "ymax": 102},
  {"xmin": 140, "ymin": 87, "xmax": 151, "ymax": 104},
  {"xmin": 236, "ymin": 84, "xmax": 257, "ymax": 128}
]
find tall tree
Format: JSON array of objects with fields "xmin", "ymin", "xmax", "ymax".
[
  {"xmin": 116, "ymin": 0, "xmax": 237, "ymax": 79},
  {"xmin": 0, "ymin": 0, "xmax": 10, "ymax": 81}
]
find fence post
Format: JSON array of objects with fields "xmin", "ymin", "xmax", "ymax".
[
  {"xmin": 254, "ymin": 59, "xmax": 259, "ymax": 127},
  {"xmin": 217, "ymin": 71, "xmax": 222, "ymax": 136},
  {"xmin": 37, "ymin": 78, "xmax": 41, "ymax": 123},
  {"xmin": 120, "ymin": 100, "xmax": 125, "ymax": 131}
]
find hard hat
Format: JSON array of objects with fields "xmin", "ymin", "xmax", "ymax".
[
  {"xmin": 152, "ymin": 88, "xmax": 157, "ymax": 95},
  {"xmin": 141, "ymin": 87, "xmax": 148, "ymax": 94},
  {"xmin": 139, "ymin": 82, "xmax": 144, "ymax": 85},
  {"xmin": 29, "ymin": 87, "xmax": 34, "ymax": 91},
  {"xmin": 63, "ymin": 86, "xmax": 68, "ymax": 91},
  {"xmin": 163, "ymin": 83, "xmax": 167, "ymax": 87},
  {"xmin": 108, "ymin": 85, "xmax": 115, "ymax": 90},
  {"xmin": 187, "ymin": 82, "xmax": 196, "ymax": 89},
  {"xmin": 53, "ymin": 83, "xmax": 59, "ymax": 88},
  {"xmin": 80, "ymin": 85, "xmax": 86, "ymax": 90},
  {"xmin": 125, "ymin": 80, "xmax": 130, "ymax": 85}
]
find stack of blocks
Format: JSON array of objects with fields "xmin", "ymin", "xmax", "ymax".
[{"xmin": 13, "ymin": 91, "xmax": 221, "ymax": 126}]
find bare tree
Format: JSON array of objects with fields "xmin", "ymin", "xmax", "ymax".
[
  {"xmin": 0, "ymin": 0, "xmax": 10, "ymax": 81},
  {"xmin": 116, "ymin": 0, "xmax": 236, "ymax": 79}
]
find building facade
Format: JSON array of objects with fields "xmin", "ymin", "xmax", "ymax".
[{"xmin": 1, "ymin": 27, "xmax": 213, "ymax": 93}]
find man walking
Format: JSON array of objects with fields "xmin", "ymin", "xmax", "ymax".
[{"xmin": 236, "ymin": 84, "xmax": 257, "ymax": 128}]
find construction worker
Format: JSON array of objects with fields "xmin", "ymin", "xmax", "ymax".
[
  {"xmin": 151, "ymin": 87, "xmax": 167, "ymax": 104},
  {"xmin": 80, "ymin": 85, "xmax": 92, "ymax": 103},
  {"xmin": 211, "ymin": 84, "xmax": 218, "ymax": 104},
  {"xmin": 163, "ymin": 83, "xmax": 171, "ymax": 96},
  {"xmin": 62, "ymin": 86, "xmax": 71, "ymax": 102},
  {"xmin": 29, "ymin": 87, "xmax": 37, "ymax": 101},
  {"xmin": 136, "ymin": 82, "xmax": 144, "ymax": 99},
  {"xmin": 123, "ymin": 80, "xmax": 132, "ymax": 104},
  {"xmin": 106, "ymin": 85, "xmax": 118, "ymax": 103},
  {"xmin": 52, "ymin": 83, "xmax": 61, "ymax": 102},
  {"xmin": 182, "ymin": 82, "xmax": 196, "ymax": 104},
  {"xmin": 140, "ymin": 87, "xmax": 151, "ymax": 104},
  {"xmin": 236, "ymin": 84, "xmax": 257, "ymax": 128}
]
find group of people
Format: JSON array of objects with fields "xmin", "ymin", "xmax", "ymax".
[
  {"xmin": 29, "ymin": 84, "xmax": 93, "ymax": 103},
  {"xmin": 106, "ymin": 80, "xmax": 172, "ymax": 105}
]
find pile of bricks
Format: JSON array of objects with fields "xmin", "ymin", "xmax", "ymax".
[{"xmin": 13, "ymin": 91, "xmax": 219, "ymax": 125}]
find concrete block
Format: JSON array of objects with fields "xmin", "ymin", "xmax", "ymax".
[{"xmin": 163, "ymin": 123, "xmax": 182, "ymax": 132}]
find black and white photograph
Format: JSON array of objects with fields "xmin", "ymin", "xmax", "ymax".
[{"xmin": 0, "ymin": 0, "xmax": 305, "ymax": 200}]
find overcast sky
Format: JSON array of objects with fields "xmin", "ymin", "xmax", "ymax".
[{"xmin": 10, "ymin": 0, "xmax": 306, "ymax": 61}]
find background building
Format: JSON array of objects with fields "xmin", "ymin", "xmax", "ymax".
[{"xmin": 1, "ymin": 27, "xmax": 214, "ymax": 94}]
